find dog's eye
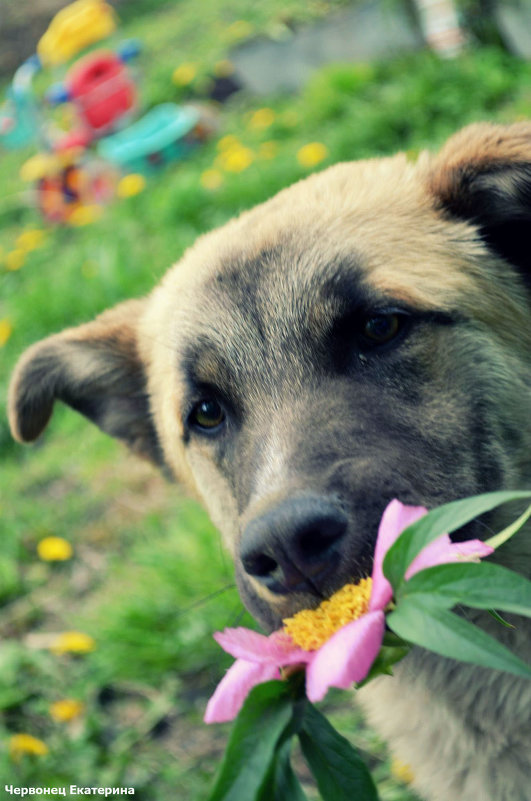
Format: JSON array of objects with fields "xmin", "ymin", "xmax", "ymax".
[
  {"xmin": 361, "ymin": 312, "xmax": 404, "ymax": 345},
  {"xmin": 189, "ymin": 399, "xmax": 226, "ymax": 431}
]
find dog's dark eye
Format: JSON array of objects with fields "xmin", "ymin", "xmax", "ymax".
[
  {"xmin": 189, "ymin": 399, "xmax": 226, "ymax": 431},
  {"xmin": 362, "ymin": 312, "xmax": 403, "ymax": 345}
]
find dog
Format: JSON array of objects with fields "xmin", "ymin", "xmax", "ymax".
[{"xmin": 8, "ymin": 122, "xmax": 531, "ymax": 801}]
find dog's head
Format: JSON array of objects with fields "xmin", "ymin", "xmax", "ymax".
[{"xmin": 9, "ymin": 123, "xmax": 531, "ymax": 630}]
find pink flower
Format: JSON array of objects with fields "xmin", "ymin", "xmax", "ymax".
[{"xmin": 205, "ymin": 499, "xmax": 493, "ymax": 723}]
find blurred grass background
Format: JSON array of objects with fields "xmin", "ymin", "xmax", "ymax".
[{"xmin": 1, "ymin": 0, "xmax": 531, "ymax": 797}]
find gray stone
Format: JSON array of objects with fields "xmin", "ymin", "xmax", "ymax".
[
  {"xmin": 230, "ymin": 0, "xmax": 424, "ymax": 95},
  {"xmin": 495, "ymin": 0, "xmax": 531, "ymax": 59}
]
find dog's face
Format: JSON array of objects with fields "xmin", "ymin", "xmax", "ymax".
[{"xmin": 9, "ymin": 123, "xmax": 531, "ymax": 631}]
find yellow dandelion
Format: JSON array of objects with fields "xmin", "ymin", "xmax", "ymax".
[
  {"xmin": 216, "ymin": 134, "xmax": 241, "ymax": 152},
  {"xmin": 226, "ymin": 20, "xmax": 254, "ymax": 41},
  {"xmin": 50, "ymin": 631, "xmax": 96, "ymax": 655},
  {"xmin": 68, "ymin": 205, "xmax": 102, "ymax": 227},
  {"xmin": 9, "ymin": 734, "xmax": 49, "ymax": 760},
  {"xmin": 117, "ymin": 173, "xmax": 146, "ymax": 198},
  {"xmin": 258, "ymin": 141, "xmax": 278, "ymax": 160},
  {"xmin": 200, "ymin": 169, "xmax": 224, "ymax": 190},
  {"xmin": 283, "ymin": 579, "xmax": 373, "ymax": 651},
  {"xmin": 172, "ymin": 62, "xmax": 198, "ymax": 86},
  {"xmin": 247, "ymin": 108, "xmax": 275, "ymax": 131},
  {"xmin": 50, "ymin": 698, "xmax": 84, "ymax": 722},
  {"xmin": 0, "ymin": 318, "xmax": 13, "ymax": 347},
  {"xmin": 391, "ymin": 757, "xmax": 415, "ymax": 785},
  {"xmin": 37, "ymin": 536, "xmax": 73, "ymax": 562},
  {"xmin": 16, "ymin": 229, "xmax": 46, "ymax": 252},
  {"xmin": 213, "ymin": 60, "xmax": 235, "ymax": 78},
  {"xmin": 216, "ymin": 146, "xmax": 254, "ymax": 173},
  {"xmin": 297, "ymin": 142, "xmax": 329, "ymax": 169},
  {"xmin": 5, "ymin": 249, "xmax": 26, "ymax": 271}
]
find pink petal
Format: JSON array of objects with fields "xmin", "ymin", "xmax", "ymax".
[
  {"xmin": 213, "ymin": 627, "xmax": 310, "ymax": 666},
  {"xmin": 406, "ymin": 535, "xmax": 494, "ymax": 579},
  {"xmin": 204, "ymin": 659, "xmax": 281, "ymax": 723},
  {"xmin": 305, "ymin": 610, "xmax": 385, "ymax": 702},
  {"xmin": 370, "ymin": 500, "xmax": 428, "ymax": 611}
]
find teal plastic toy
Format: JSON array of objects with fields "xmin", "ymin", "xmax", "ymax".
[
  {"xmin": 0, "ymin": 57, "xmax": 41, "ymax": 149},
  {"xmin": 97, "ymin": 103, "xmax": 201, "ymax": 172}
]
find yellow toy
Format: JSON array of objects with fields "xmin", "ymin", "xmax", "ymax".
[{"xmin": 37, "ymin": 0, "xmax": 117, "ymax": 67}]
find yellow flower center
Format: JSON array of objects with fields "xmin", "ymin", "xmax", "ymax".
[{"xmin": 283, "ymin": 578, "xmax": 373, "ymax": 651}]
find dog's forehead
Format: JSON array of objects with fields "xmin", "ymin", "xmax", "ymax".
[
  {"xmin": 145, "ymin": 154, "xmax": 489, "ymax": 380},
  {"xmin": 165, "ymin": 155, "xmax": 482, "ymax": 318}
]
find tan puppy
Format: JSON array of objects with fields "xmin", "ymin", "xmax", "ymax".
[{"xmin": 9, "ymin": 123, "xmax": 531, "ymax": 801}]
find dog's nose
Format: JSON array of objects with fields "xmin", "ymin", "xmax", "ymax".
[{"xmin": 240, "ymin": 495, "xmax": 348, "ymax": 595}]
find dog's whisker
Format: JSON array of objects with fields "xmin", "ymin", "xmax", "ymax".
[{"xmin": 174, "ymin": 583, "xmax": 236, "ymax": 619}]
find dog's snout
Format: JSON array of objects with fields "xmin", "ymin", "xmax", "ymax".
[{"xmin": 240, "ymin": 496, "xmax": 348, "ymax": 595}]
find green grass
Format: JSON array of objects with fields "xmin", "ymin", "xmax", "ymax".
[{"xmin": 1, "ymin": 0, "xmax": 531, "ymax": 797}]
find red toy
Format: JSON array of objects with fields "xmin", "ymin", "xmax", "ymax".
[
  {"xmin": 48, "ymin": 46, "xmax": 139, "ymax": 151},
  {"xmin": 69, "ymin": 51, "xmax": 136, "ymax": 133}
]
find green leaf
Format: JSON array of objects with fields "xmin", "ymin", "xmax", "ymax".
[
  {"xmin": 357, "ymin": 643, "xmax": 411, "ymax": 687},
  {"xmin": 258, "ymin": 740, "xmax": 309, "ymax": 801},
  {"xmin": 487, "ymin": 609, "xmax": 516, "ymax": 629},
  {"xmin": 207, "ymin": 681, "xmax": 294, "ymax": 801},
  {"xmin": 299, "ymin": 704, "xmax": 379, "ymax": 801},
  {"xmin": 485, "ymin": 503, "xmax": 531, "ymax": 550},
  {"xmin": 383, "ymin": 490, "xmax": 531, "ymax": 592},
  {"xmin": 399, "ymin": 561, "xmax": 531, "ymax": 619},
  {"xmin": 387, "ymin": 597, "xmax": 531, "ymax": 679}
]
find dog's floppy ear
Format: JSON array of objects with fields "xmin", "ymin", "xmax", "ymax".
[
  {"xmin": 8, "ymin": 299, "xmax": 163, "ymax": 464},
  {"xmin": 429, "ymin": 121, "xmax": 531, "ymax": 280}
]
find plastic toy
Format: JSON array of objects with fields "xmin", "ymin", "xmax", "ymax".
[
  {"xmin": 98, "ymin": 104, "xmax": 215, "ymax": 172},
  {"xmin": 38, "ymin": 0, "xmax": 117, "ymax": 67},
  {"xmin": 20, "ymin": 150, "xmax": 116, "ymax": 224},
  {"xmin": 0, "ymin": 0, "xmax": 215, "ymax": 224},
  {"xmin": 0, "ymin": 56, "xmax": 41, "ymax": 149},
  {"xmin": 48, "ymin": 44, "xmax": 140, "ymax": 150},
  {"xmin": 0, "ymin": 87, "xmax": 38, "ymax": 149}
]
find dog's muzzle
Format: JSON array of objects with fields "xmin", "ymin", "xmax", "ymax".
[{"xmin": 239, "ymin": 494, "xmax": 348, "ymax": 596}]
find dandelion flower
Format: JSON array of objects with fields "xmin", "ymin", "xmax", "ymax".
[
  {"xmin": 16, "ymin": 229, "xmax": 46, "ymax": 251},
  {"xmin": 5, "ymin": 249, "xmax": 26, "ymax": 271},
  {"xmin": 216, "ymin": 135, "xmax": 241, "ymax": 152},
  {"xmin": 248, "ymin": 108, "xmax": 275, "ymax": 131},
  {"xmin": 216, "ymin": 146, "xmax": 254, "ymax": 173},
  {"xmin": 117, "ymin": 174, "xmax": 146, "ymax": 198},
  {"xmin": 9, "ymin": 734, "xmax": 49, "ymax": 760},
  {"xmin": 37, "ymin": 536, "xmax": 73, "ymax": 562},
  {"xmin": 201, "ymin": 169, "xmax": 224, "ymax": 190},
  {"xmin": 172, "ymin": 63, "xmax": 197, "ymax": 86},
  {"xmin": 226, "ymin": 20, "xmax": 253, "ymax": 42},
  {"xmin": 68, "ymin": 205, "xmax": 102, "ymax": 227},
  {"xmin": 50, "ymin": 631, "xmax": 96, "ymax": 655},
  {"xmin": 0, "ymin": 318, "xmax": 13, "ymax": 347},
  {"xmin": 50, "ymin": 698, "xmax": 84, "ymax": 722},
  {"xmin": 205, "ymin": 499, "xmax": 493, "ymax": 722},
  {"xmin": 297, "ymin": 142, "xmax": 329, "ymax": 168}
]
